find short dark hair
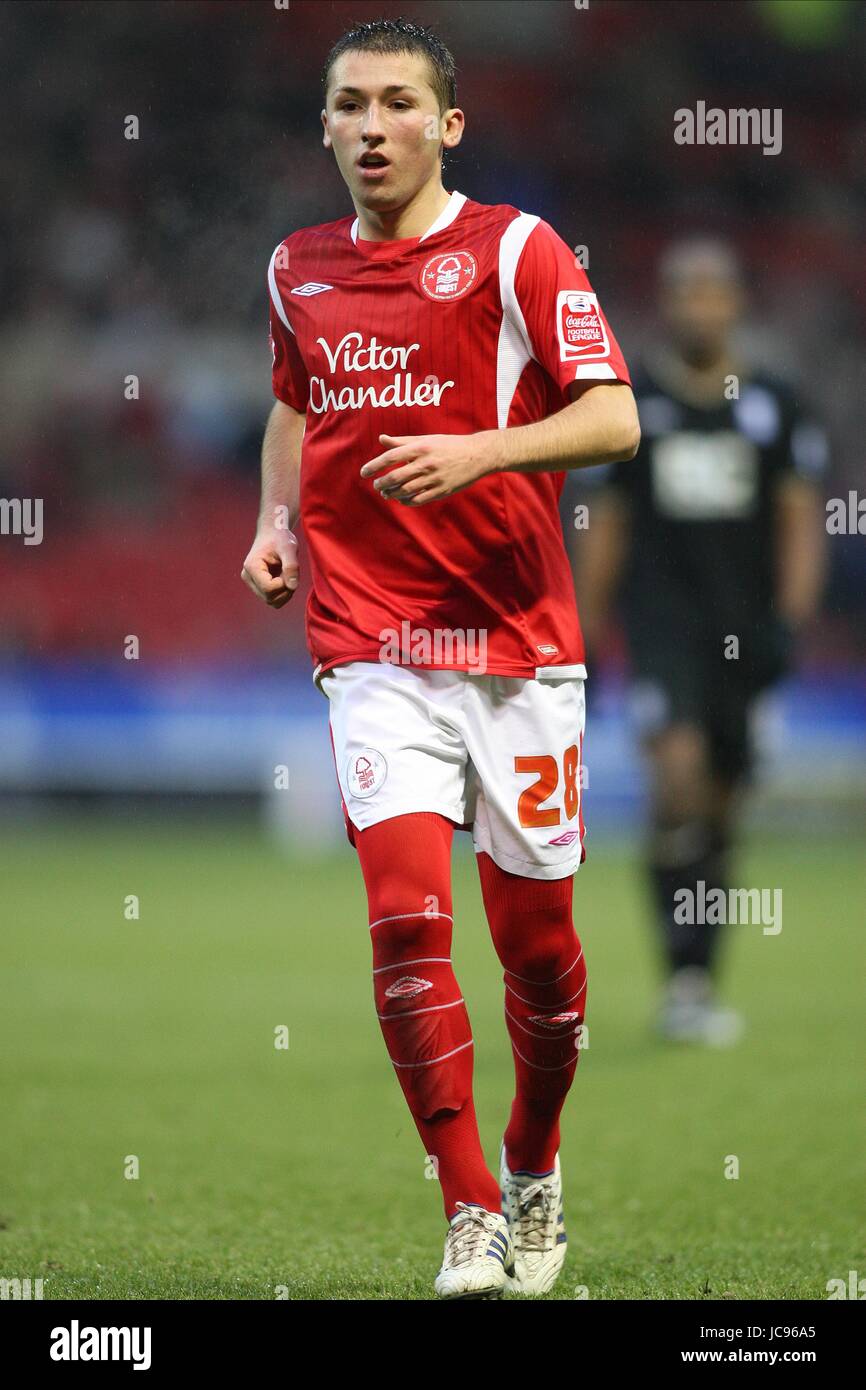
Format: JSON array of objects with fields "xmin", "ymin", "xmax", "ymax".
[{"xmin": 322, "ymin": 16, "xmax": 457, "ymax": 114}]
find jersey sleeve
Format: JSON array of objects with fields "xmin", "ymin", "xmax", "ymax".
[
  {"xmin": 764, "ymin": 382, "xmax": 830, "ymax": 489},
  {"xmin": 512, "ymin": 218, "xmax": 631, "ymax": 396},
  {"xmin": 268, "ymin": 245, "xmax": 309, "ymax": 412},
  {"xmin": 783, "ymin": 410, "xmax": 830, "ymax": 486}
]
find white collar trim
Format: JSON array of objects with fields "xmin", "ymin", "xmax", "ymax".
[{"xmin": 350, "ymin": 189, "xmax": 466, "ymax": 246}]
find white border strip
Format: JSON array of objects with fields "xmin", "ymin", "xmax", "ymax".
[
  {"xmin": 535, "ymin": 664, "xmax": 587, "ymax": 680},
  {"xmin": 268, "ymin": 243, "xmax": 293, "ymax": 333}
]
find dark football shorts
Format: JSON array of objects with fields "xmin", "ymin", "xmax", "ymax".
[{"xmin": 625, "ymin": 637, "xmax": 786, "ymax": 781}]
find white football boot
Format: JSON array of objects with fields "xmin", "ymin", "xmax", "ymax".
[
  {"xmin": 434, "ymin": 1202, "xmax": 515, "ymax": 1300},
  {"xmin": 500, "ymin": 1146, "xmax": 567, "ymax": 1295},
  {"xmin": 657, "ymin": 966, "xmax": 744, "ymax": 1047}
]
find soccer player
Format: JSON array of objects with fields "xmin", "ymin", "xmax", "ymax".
[
  {"xmin": 241, "ymin": 19, "xmax": 639, "ymax": 1298},
  {"xmin": 575, "ymin": 239, "xmax": 827, "ymax": 1044}
]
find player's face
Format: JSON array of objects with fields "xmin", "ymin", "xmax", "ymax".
[
  {"xmin": 322, "ymin": 52, "xmax": 453, "ymax": 211},
  {"xmin": 662, "ymin": 275, "xmax": 743, "ymax": 363}
]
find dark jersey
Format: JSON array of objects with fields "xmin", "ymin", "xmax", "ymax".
[{"xmin": 605, "ymin": 359, "xmax": 828, "ymax": 686}]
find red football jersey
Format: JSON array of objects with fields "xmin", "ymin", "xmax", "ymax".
[{"xmin": 267, "ymin": 189, "xmax": 630, "ymax": 681}]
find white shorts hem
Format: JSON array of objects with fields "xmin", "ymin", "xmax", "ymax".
[
  {"xmin": 471, "ymin": 832, "xmax": 580, "ymax": 881},
  {"xmin": 344, "ymin": 799, "xmax": 467, "ymax": 833}
]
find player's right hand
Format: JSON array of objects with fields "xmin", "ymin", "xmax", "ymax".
[{"xmin": 240, "ymin": 527, "xmax": 299, "ymax": 609}]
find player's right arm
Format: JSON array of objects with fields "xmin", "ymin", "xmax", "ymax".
[
  {"xmin": 242, "ymin": 242, "xmax": 311, "ymax": 608},
  {"xmin": 772, "ymin": 406, "xmax": 830, "ymax": 634},
  {"xmin": 241, "ymin": 399, "xmax": 304, "ymax": 609}
]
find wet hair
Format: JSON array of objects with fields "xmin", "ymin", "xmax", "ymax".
[{"xmin": 322, "ymin": 16, "xmax": 457, "ymax": 114}]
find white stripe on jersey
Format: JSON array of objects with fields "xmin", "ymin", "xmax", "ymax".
[
  {"xmin": 496, "ymin": 212, "xmax": 540, "ymax": 429},
  {"xmin": 268, "ymin": 244, "xmax": 293, "ymax": 333}
]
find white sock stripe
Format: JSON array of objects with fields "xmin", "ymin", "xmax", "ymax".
[
  {"xmin": 376, "ymin": 997, "xmax": 465, "ymax": 1021},
  {"xmin": 504, "ymin": 978, "xmax": 587, "ymax": 1009},
  {"xmin": 389, "ymin": 1039, "xmax": 473, "ymax": 1070},
  {"xmin": 372, "ymin": 956, "xmax": 452, "ymax": 975},
  {"xmin": 504, "ymin": 949, "xmax": 584, "ymax": 988},
  {"xmin": 504, "ymin": 1004, "xmax": 581, "ymax": 1042},
  {"xmin": 509, "ymin": 1038, "xmax": 579, "ymax": 1073},
  {"xmin": 369, "ymin": 911, "xmax": 453, "ymax": 931}
]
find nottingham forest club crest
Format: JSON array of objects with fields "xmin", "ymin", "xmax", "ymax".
[
  {"xmin": 420, "ymin": 250, "xmax": 478, "ymax": 302},
  {"xmin": 346, "ymin": 747, "xmax": 387, "ymax": 799}
]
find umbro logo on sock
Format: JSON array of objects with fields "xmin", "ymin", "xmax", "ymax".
[
  {"xmin": 529, "ymin": 1011, "xmax": 581, "ymax": 1028},
  {"xmin": 385, "ymin": 976, "xmax": 434, "ymax": 999}
]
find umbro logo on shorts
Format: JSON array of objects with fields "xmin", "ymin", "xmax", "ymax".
[{"xmin": 548, "ymin": 829, "xmax": 581, "ymax": 846}]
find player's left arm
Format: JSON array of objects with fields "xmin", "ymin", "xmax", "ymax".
[
  {"xmin": 361, "ymin": 381, "xmax": 639, "ymax": 505},
  {"xmin": 772, "ymin": 403, "xmax": 830, "ymax": 631},
  {"xmin": 775, "ymin": 476, "xmax": 826, "ymax": 630}
]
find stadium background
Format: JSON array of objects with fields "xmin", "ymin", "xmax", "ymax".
[{"xmin": 1, "ymin": 0, "xmax": 863, "ymax": 1300}]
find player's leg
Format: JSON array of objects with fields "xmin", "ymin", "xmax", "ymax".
[
  {"xmin": 323, "ymin": 663, "xmax": 512, "ymax": 1297},
  {"xmin": 463, "ymin": 674, "xmax": 587, "ymax": 1293},
  {"xmin": 355, "ymin": 809, "xmax": 512, "ymax": 1298},
  {"xmin": 477, "ymin": 856, "xmax": 584, "ymax": 1178},
  {"xmin": 478, "ymin": 854, "xmax": 581, "ymax": 1292},
  {"xmin": 354, "ymin": 810, "xmax": 499, "ymax": 1217},
  {"xmin": 644, "ymin": 721, "xmax": 743, "ymax": 1043},
  {"xmin": 645, "ymin": 720, "xmax": 721, "ymax": 971}
]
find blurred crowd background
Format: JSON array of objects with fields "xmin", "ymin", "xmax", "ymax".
[{"xmin": 0, "ymin": 0, "xmax": 862, "ymax": 828}]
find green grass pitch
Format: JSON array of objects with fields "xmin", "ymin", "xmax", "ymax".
[{"xmin": 1, "ymin": 819, "xmax": 863, "ymax": 1300}]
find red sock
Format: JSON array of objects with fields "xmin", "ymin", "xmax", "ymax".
[
  {"xmin": 355, "ymin": 813, "xmax": 499, "ymax": 1218},
  {"xmin": 478, "ymin": 852, "xmax": 587, "ymax": 1175}
]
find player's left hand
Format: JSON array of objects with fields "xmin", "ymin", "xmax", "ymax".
[{"xmin": 360, "ymin": 432, "xmax": 496, "ymax": 505}]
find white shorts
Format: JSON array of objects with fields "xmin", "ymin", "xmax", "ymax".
[{"xmin": 321, "ymin": 662, "xmax": 587, "ymax": 880}]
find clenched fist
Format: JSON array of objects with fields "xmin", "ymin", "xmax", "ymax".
[{"xmin": 241, "ymin": 526, "xmax": 299, "ymax": 609}]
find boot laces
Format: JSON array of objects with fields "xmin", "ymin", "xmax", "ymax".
[
  {"xmin": 444, "ymin": 1203, "xmax": 501, "ymax": 1269},
  {"xmin": 515, "ymin": 1179, "xmax": 557, "ymax": 1252}
]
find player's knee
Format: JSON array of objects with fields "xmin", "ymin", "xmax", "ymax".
[
  {"xmin": 650, "ymin": 810, "xmax": 715, "ymax": 868},
  {"xmin": 370, "ymin": 905, "xmax": 451, "ymax": 964},
  {"xmin": 487, "ymin": 884, "xmax": 579, "ymax": 986},
  {"xmin": 650, "ymin": 725, "xmax": 712, "ymax": 822},
  {"xmin": 499, "ymin": 925, "xmax": 580, "ymax": 990}
]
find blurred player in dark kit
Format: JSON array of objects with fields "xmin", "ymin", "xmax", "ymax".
[{"xmin": 576, "ymin": 239, "xmax": 828, "ymax": 1043}]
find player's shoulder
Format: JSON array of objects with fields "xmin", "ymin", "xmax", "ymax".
[
  {"xmin": 458, "ymin": 195, "xmax": 560, "ymax": 246},
  {"xmin": 460, "ymin": 199, "xmax": 576, "ymax": 293},
  {"xmin": 735, "ymin": 369, "xmax": 813, "ymax": 443},
  {"xmin": 739, "ymin": 369, "xmax": 828, "ymax": 477},
  {"xmin": 270, "ymin": 214, "xmax": 355, "ymax": 259}
]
